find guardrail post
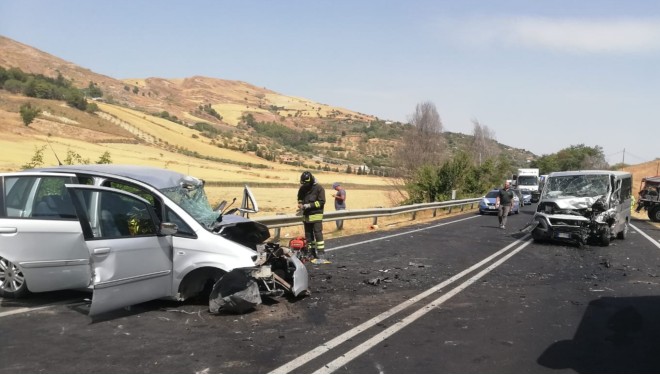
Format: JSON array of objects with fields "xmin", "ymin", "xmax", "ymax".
[
  {"xmin": 372, "ymin": 217, "xmax": 378, "ymax": 225},
  {"xmin": 460, "ymin": 204, "xmax": 465, "ymax": 212},
  {"xmin": 432, "ymin": 209, "xmax": 437, "ymax": 217},
  {"xmin": 412, "ymin": 211, "xmax": 417, "ymax": 220},
  {"xmin": 272, "ymin": 227, "xmax": 281, "ymax": 242},
  {"xmin": 448, "ymin": 205, "xmax": 453, "ymax": 214}
]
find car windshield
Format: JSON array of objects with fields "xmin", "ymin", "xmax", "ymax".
[
  {"xmin": 485, "ymin": 191, "xmax": 499, "ymax": 198},
  {"xmin": 542, "ymin": 174, "xmax": 610, "ymax": 199},
  {"xmin": 160, "ymin": 180, "xmax": 218, "ymax": 228},
  {"xmin": 518, "ymin": 176, "xmax": 538, "ymax": 185}
]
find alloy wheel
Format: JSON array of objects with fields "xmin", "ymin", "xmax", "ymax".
[{"xmin": 0, "ymin": 257, "xmax": 25, "ymax": 293}]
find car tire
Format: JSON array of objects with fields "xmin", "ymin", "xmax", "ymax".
[
  {"xmin": 649, "ymin": 205, "xmax": 660, "ymax": 223},
  {"xmin": 617, "ymin": 220, "xmax": 628, "ymax": 240},
  {"xmin": 0, "ymin": 256, "xmax": 28, "ymax": 299}
]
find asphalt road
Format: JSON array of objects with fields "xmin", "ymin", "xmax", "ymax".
[{"xmin": 1, "ymin": 204, "xmax": 660, "ymax": 374}]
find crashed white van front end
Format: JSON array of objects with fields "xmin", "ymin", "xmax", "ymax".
[{"xmin": 524, "ymin": 171, "xmax": 632, "ymax": 247}]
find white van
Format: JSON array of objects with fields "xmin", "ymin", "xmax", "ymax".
[{"xmin": 527, "ymin": 170, "xmax": 632, "ymax": 247}]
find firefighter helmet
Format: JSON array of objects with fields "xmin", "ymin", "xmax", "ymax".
[{"xmin": 300, "ymin": 171, "xmax": 313, "ymax": 184}]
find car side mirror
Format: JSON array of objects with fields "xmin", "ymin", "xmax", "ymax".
[{"xmin": 159, "ymin": 222, "xmax": 178, "ymax": 236}]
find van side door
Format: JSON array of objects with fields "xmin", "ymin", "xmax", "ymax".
[{"xmin": 66, "ymin": 185, "xmax": 173, "ymax": 316}]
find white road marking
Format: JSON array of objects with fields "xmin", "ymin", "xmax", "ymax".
[
  {"xmin": 0, "ymin": 299, "xmax": 83, "ymax": 318},
  {"xmin": 328, "ymin": 216, "xmax": 478, "ymax": 251},
  {"xmin": 0, "ymin": 305, "xmax": 53, "ymax": 318},
  {"xmin": 631, "ymin": 223, "xmax": 660, "ymax": 249},
  {"xmin": 270, "ymin": 235, "xmax": 530, "ymax": 374},
  {"xmin": 314, "ymin": 239, "xmax": 532, "ymax": 374}
]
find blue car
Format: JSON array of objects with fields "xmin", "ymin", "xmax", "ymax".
[
  {"xmin": 520, "ymin": 189, "xmax": 533, "ymax": 205},
  {"xmin": 479, "ymin": 189, "xmax": 520, "ymax": 215}
]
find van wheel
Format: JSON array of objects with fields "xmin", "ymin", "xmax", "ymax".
[
  {"xmin": 600, "ymin": 227, "xmax": 611, "ymax": 247},
  {"xmin": 649, "ymin": 205, "xmax": 660, "ymax": 223},
  {"xmin": 0, "ymin": 256, "xmax": 28, "ymax": 299},
  {"xmin": 617, "ymin": 220, "xmax": 628, "ymax": 240}
]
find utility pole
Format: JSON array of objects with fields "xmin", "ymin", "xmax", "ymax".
[{"xmin": 622, "ymin": 148, "xmax": 625, "ymax": 166}]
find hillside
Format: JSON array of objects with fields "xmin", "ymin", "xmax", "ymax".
[{"xmin": 0, "ymin": 35, "xmax": 537, "ymax": 178}]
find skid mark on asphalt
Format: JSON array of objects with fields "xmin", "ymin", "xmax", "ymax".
[{"xmin": 270, "ymin": 236, "xmax": 531, "ymax": 374}]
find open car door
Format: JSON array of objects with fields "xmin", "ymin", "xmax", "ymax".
[{"xmin": 66, "ymin": 184, "xmax": 173, "ymax": 316}]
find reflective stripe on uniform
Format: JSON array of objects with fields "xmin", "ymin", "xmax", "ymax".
[{"xmin": 304, "ymin": 213, "xmax": 324, "ymax": 222}]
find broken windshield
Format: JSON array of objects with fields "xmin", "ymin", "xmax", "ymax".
[
  {"xmin": 542, "ymin": 175, "xmax": 610, "ymax": 199},
  {"xmin": 161, "ymin": 178, "xmax": 218, "ymax": 228}
]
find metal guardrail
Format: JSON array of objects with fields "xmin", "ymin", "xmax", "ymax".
[{"xmin": 254, "ymin": 197, "xmax": 481, "ymax": 241}]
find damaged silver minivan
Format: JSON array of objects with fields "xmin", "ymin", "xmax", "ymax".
[
  {"xmin": 526, "ymin": 170, "xmax": 632, "ymax": 247},
  {"xmin": 0, "ymin": 165, "xmax": 308, "ymax": 315}
]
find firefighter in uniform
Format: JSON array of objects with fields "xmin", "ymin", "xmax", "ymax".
[{"xmin": 297, "ymin": 171, "xmax": 330, "ymax": 264}]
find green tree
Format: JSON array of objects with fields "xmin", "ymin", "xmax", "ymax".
[
  {"xmin": 531, "ymin": 144, "xmax": 607, "ymax": 173},
  {"xmin": 405, "ymin": 165, "xmax": 441, "ymax": 203},
  {"xmin": 19, "ymin": 103, "xmax": 40, "ymax": 126},
  {"xmin": 21, "ymin": 145, "xmax": 47, "ymax": 169},
  {"xmin": 64, "ymin": 88, "xmax": 87, "ymax": 110},
  {"xmin": 96, "ymin": 151, "xmax": 112, "ymax": 164},
  {"xmin": 64, "ymin": 149, "xmax": 90, "ymax": 165},
  {"xmin": 85, "ymin": 81, "xmax": 103, "ymax": 98},
  {"xmin": 3, "ymin": 79, "xmax": 25, "ymax": 93}
]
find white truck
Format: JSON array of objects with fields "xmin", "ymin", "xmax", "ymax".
[{"xmin": 514, "ymin": 168, "xmax": 540, "ymax": 196}]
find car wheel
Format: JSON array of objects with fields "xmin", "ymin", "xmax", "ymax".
[
  {"xmin": 649, "ymin": 205, "xmax": 660, "ymax": 223},
  {"xmin": 0, "ymin": 256, "xmax": 28, "ymax": 299},
  {"xmin": 617, "ymin": 220, "xmax": 628, "ymax": 240}
]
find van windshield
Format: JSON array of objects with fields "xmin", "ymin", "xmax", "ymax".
[
  {"xmin": 517, "ymin": 176, "xmax": 538, "ymax": 185},
  {"xmin": 542, "ymin": 175, "xmax": 610, "ymax": 199}
]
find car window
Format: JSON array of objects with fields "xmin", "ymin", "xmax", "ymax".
[
  {"xmin": 104, "ymin": 180, "xmax": 165, "ymax": 222},
  {"xmin": 106, "ymin": 181, "xmax": 155, "ymax": 205},
  {"xmin": 94, "ymin": 190, "xmax": 157, "ymax": 239},
  {"xmin": 164, "ymin": 207, "xmax": 195, "ymax": 237},
  {"xmin": 3, "ymin": 175, "xmax": 76, "ymax": 219}
]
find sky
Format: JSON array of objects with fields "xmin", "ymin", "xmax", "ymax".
[{"xmin": 1, "ymin": 0, "xmax": 658, "ymax": 165}]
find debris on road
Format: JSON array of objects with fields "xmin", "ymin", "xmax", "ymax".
[{"xmin": 209, "ymin": 270, "xmax": 262, "ymax": 314}]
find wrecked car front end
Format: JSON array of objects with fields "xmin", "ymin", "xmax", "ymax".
[
  {"xmin": 526, "ymin": 171, "xmax": 630, "ymax": 247},
  {"xmin": 163, "ymin": 179, "xmax": 308, "ymax": 313}
]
